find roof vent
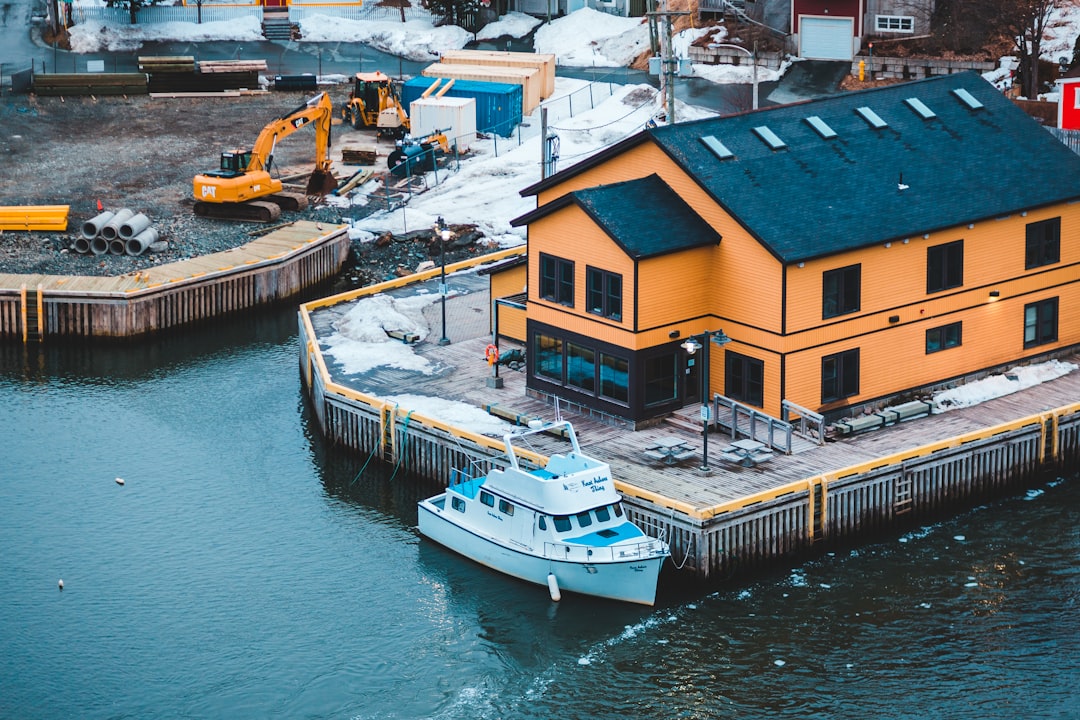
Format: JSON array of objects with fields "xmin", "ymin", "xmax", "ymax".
[
  {"xmin": 700, "ymin": 134, "xmax": 734, "ymax": 160},
  {"xmin": 805, "ymin": 115, "xmax": 837, "ymax": 139},
  {"xmin": 904, "ymin": 97, "xmax": 937, "ymax": 119},
  {"xmin": 752, "ymin": 125, "xmax": 787, "ymax": 150},
  {"xmin": 952, "ymin": 87, "xmax": 985, "ymax": 110},
  {"xmin": 856, "ymin": 106, "xmax": 888, "ymax": 128}
]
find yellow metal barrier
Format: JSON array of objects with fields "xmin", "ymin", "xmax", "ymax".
[{"xmin": 0, "ymin": 205, "xmax": 70, "ymax": 231}]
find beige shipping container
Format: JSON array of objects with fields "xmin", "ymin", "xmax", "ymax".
[
  {"xmin": 421, "ymin": 63, "xmax": 541, "ymax": 115},
  {"xmin": 438, "ymin": 50, "xmax": 556, "ymax": 99}
]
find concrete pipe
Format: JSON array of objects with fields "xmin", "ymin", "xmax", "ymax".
[
  {"xmin": 118, "ymin": 212, "xmax": 151, "ymax": 240},
  {"xmin": 100, "ymin": 208, "xmax": 134, "ymax": 241},
  {"xmin": 125, "ymin": 227, "xmax": 159, "ymax": 256},
  {"xmin": 81, "ymin": 211, "xmax": 115, "ymax": 240},
  {"xmin": 73, "ymin": 236, "xmax": 91, "ymax": 254},
  {"xmin": 91, "ymin": 236, "xmax": 109, "ymax": 255},
  {"xmin": 109, "ymin": 237, "xmax": 126, "ymax": 255}
]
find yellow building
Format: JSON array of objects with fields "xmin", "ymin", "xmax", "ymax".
[{"xmin": 508, "ymin": 72, "xmax": 1080, "ymax": 426}]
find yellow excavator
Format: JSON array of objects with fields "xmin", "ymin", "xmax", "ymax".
[
  {"xmin": 193, "ymin": 92, "xmax": 338, "ymax": 222},
  {"xmin": 340, "ymin": 71, "xmax": 410, "ymax": 138}
]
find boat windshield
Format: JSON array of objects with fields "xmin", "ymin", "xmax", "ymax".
[{"xmin": 552, "ymin": 504, "xmax": 624, "ymax": 533}]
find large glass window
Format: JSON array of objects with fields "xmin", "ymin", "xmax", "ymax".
[
  {"xmin": 599, "ymin": 352, "xmax": 629, "ymax": 404},
  {"xmin": 586, "ymin": 267, "xmax": 623, "ymax": 321},
  {"xmin": 926, "ymin": 322, "xmax": 962, "ymax": 353},
  {"xmin": 534, "ymin": 333, "xmax": 563, "ymax": 382},
  {"xmin": 822, "ymin": 349, "xmax": 860, "ymax": 403},
  {"xmin": 1025, "ymin": 218, "xmax": 1061, "ymax": 269},
  {"xmin": 725, "ymin": 351, "xmax": 764, "ymax": 407},
  {"xmin": 553, "ymin": 516, "xmax": 571, "ymax": 532},
  {"xmin": 539, "ymin": 254, "xmax": 574, "ymax": 306},
  {"xmin": 1024, "ymin": 298, "xmax": 1058, "ymax": 348},
  {"xmin": 876, "ymin": 14, "xmax": 914, "ymax": 32},
  {"xmin": 927, "ymin": 240, "xmax": 963, "ymax": 293},
  {"xmin": 643, "ymin": 353, "xmax": 678, "ymax": 407},
  {"xmin": 822, "ymin": 264, "xmax": 861, "ymax": 319},
  {"xmin": 566, "ymin": 342, "xmax": 596, "ymax": 393}
]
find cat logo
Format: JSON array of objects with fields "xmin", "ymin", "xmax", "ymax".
[{"xmin": 201, "ymin": 186, "xmax": 216, "ymax": 198}]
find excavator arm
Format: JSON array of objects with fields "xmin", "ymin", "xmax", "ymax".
[{"xmin": 247, "ymin": 92, "xmax": 335, "ymax": 178}]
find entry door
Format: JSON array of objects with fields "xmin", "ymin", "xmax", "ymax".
[
  {"xmin": 800, "ymin": 16, "xmax": 854, "ymax": 60},
  {"xmin": 684, "ymin": 353, "xmax": 701, "ymax": 405}
]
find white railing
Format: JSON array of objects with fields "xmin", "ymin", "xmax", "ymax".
[{"xmin": 542, "ymin": 538, "xmax": 665, "ymax": 563}]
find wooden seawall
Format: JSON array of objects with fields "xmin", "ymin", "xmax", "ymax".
[
  {"xmin": 0, "ymin": 221, "xmax": 349, "ymax": 340},
  {"xmin": 298, "ymin": 252, "xmax": 1080, "ymax": 585}
]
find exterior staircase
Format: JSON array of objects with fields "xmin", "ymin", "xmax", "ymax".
[{"xmin": 262, "ymin": 8, "xmax": 295, "ymax": 41}]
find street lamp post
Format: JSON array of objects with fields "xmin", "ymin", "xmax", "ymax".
[
  {"xmin": 435, "ymin": 216, "xmax": 451, "ymax": 346},
  {"xmin": 681, "ymin": 329, "xmax": 732, "ymax": 472},
  {"xmin": 706, "ymin": 42, "xmax": 759, "ymax": 110}
]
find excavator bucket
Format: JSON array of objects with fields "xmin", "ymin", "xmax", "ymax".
[{"xmin": 305, "ymin": 168, "xmax": 338, "ymax": 196}]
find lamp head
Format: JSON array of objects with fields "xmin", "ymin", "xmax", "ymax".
[{"xmin": 681, "ymin": 337, "xmax": 701, "ymax": 355}]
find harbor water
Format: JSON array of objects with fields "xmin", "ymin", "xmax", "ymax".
[{"xmin": 1, "ymin": 306, "xmax": 1077, "ymax": 719}]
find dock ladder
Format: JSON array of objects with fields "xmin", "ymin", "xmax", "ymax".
[{"xmin": 19, "ymin": 284, "xmax": 44, "ymax": 343}]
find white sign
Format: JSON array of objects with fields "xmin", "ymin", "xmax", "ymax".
[{"xmin": 700, "ymin": 405, "xmax": 711, "ymax": 422}]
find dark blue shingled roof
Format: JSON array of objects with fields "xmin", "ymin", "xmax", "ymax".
[
  {"xmin": 521, "ymin": 72, "xmax": 1080, "ymax": 265},
  {"xmin": 647, "ymin": 72, "xmax": 1080, "ymax": 263},
  {"xmin": 511, "ymin": 173, "xmax": 722, "ymax": 259}
]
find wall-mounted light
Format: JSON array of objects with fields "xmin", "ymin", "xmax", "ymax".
[
  {"xmin": 967, "ymin": 223, "xmax": 974, "ymax": 229},
  {"xmin": 669, "ymin": 330, "xmax": 681, "ymax": 339},
  {"xmin": 922, "ymin": 233, "xmax": 930, "ymax": 239},
  {"xmin": 797, "ymin": 262, "xmax": 805, "ymax": 268},
  {"xmin": 989, "ymin": 290, "xmax": 1000, "ymax": 298},
  {"xmin": 1021, "ymin": 211, "xmax": 1028, "ymax": 217},
  {"xmin": 902, "ymin": 238, "xmax": 909, "ymax": 244},
  {"xmin": 884, "ymin": 242, "xmax": 892, "ymax": 248},
  {"xmin": 888, "ymin": 315, "xmax": 900, "ymax": 323}
]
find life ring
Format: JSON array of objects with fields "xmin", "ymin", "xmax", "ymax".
[{"xmin": 484, "ymin": 344, "xmax": 499, "ymax": 365}]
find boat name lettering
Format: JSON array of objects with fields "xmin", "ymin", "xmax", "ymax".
[{"xmin": 486, "ymin": 511, "xmax": 503, "ymax": 521}]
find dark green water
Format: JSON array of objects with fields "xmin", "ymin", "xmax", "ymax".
[{"xmin": 1, "ymin": 308, "xmax": 1077, "ymax": 719}]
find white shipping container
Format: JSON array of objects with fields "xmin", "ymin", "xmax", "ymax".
[{"xmin": 409, "ymin": 96, "xmax": 477, "ymax": 152}]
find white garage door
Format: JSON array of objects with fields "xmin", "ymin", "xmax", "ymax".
[{"xmin": 800, "ymin": 16, "xmax": 854, "ymax": 61}]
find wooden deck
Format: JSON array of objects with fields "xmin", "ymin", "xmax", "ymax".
[{"xmin": 308, "ymin": 266, "xmax": 1080, "ymax": 515}]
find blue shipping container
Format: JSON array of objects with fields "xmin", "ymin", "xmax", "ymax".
[{"xmin": 402, "ymin": 77, "xmax": 523, "ymax": 137}]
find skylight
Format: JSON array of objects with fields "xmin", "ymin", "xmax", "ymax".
[
  {"xmin": 905, "ymin": 97, "xmax": 937, "ymax": 119},
  {"xmin": 700, "ymin": 135, "xmax": 734, "ymax": 160},
  {"xmin": 856, "ymin": 106, "xmax": 888, "ymax": 128},
  {"xmin": 805, "ymin": 115, "xmax": 837, "ymax": 139},
  {"xmin": 752, "ymin": 125, "xmax": 787, "ymax": 150},
  {"xmin": 952, "ymin": 88, "xmax": 984, "ymax": 110}
]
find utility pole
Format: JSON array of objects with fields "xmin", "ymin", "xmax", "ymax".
[{"xmin": 647, "ymin": 7, "xmax": 689, "ymax": 125}]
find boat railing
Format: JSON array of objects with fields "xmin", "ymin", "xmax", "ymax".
[{"xmin": 542, "ymin": 539, "xmax": 666, "ymax": 563}]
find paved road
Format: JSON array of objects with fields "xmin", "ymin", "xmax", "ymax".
[{"xmin": 0, "ymin": 0, "xmax": 42, "ymax": 73}]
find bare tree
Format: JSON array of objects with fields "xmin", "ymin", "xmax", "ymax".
[{"xmin": 997, "ymin": 0, "xmax": 1058, "ymax": 98}]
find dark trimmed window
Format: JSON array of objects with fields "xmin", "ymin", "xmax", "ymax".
[
  {"xmin": 498, "ymin": 499, "xmax": 514, "ymax": 516},
  {"xmin": 539, "ymin": 254, "xmax": 574, "ymax": 306},
  {"xmin": 451, "ymin": 497, "xmax": 465, "ymax": 512},
  {"xmin": 822, "ymin": 264, "xmax": 861, "ymax": 318},
  {"xmin": 553, "ymin": 516, "xmax": 571, "ymax": 532},
  {"xmin": 1024, "ymin": 298, "xmax": 1058, "ymax": 348},
  {"xmin": 725, "ymin": 351, "xmax": 764, "ymax": 407},
  {"xmin": 927, "ymin": 240, "xmax": 963, "ymax": 293},
  {"xmin": 599, "ymin": 352, "xmax": 629, "ymax": 404},
  {"xmin": 566, "ymin": 342, "xmax": 595, "ymax": 393},
  {"xmin": 534, "ymin": 334, "xmax": 563, "ymax": 382},
  {"xmin": 822, "ymin": 349, "xmax": 859, "ymax": 403},
  {"xmin": 926, "ymin": 322, "xmax": 962, "ymax": 353},
  {"xmin": 1025, "ymin": 218, "xmax": 1060, "ymax": 269},
  {"xmin": 643, "ymin": 353, "xmax": 678, "ymax": 407},
  {"xmin": 576, "ymin": 511, "xmax": 593, "ymax": 528},
  {"xmin": 586, "ymin": 267, "xmax": 622, "ymax": 320},
  {"xmin": 480, "ymin": 491, "xmax": 494, "ymax": 507}
]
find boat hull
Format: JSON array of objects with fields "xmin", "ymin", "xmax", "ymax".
[{"xmin": 418, "ymin": 499, "xmax": 665, "ymax": 606}]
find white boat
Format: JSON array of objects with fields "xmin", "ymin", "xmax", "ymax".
[{"xmin": 417, "ymin": 420, "xmax": 670, "ymax": 605}]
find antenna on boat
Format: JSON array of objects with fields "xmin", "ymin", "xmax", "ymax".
[{"xmin": 554, "ymin": 398, "xmax": 563, "ymax": 423}]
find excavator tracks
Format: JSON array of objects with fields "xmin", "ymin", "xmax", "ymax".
[{"xmin": 194, "ymin": 199, "xmax": 282, "ymax": 223}]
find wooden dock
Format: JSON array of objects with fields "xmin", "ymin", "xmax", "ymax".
[
  {"xmin": 0, "ymin": 221, "xmax": 349, "ymax": 340},
  {"xmin": 299, "ymin": 250, "xmax": 1080, "ymax": 583}
]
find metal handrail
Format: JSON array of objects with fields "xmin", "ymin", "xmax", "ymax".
[
  {"xmin": 781, "ymin": 399, "xmax": 826, "ymax": 445},
  {"xmin": 712, "ymin": 394, "xmax": 794, "ymax": 454}
]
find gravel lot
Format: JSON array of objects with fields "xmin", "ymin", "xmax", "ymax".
[{"xmin": 0, "ymin": 89, "xmax": 491, "ymax": 285}]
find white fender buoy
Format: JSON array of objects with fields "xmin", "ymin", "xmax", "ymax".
[
  {"xmin": 58, "ymin": 579, "xmax": 64, "ymax": 591},
  {"xmin": 547, "ymin": 573, "xmax": 561, "ymax": 602},
  {"xmin": 115, "ymin": 477, "xmax": 125, "ymax": 486}
]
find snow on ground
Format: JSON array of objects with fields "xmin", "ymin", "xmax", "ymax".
[
  {"xmin": 297, "ymin": 17, "xmax": 472, "ymax": 61},
  {"xmin": 68, "ymin": 17, "xmax": 265, "ymax": 53},
  {"xmin": 932, "ymin": 360, "xmax": 1078, "ymax": 412},
  {"xmin": 533, "ymin": 7, "xmax": 650, "ymax": 67},
  {"xmin": 475, "ymin": 12, "xmax": 542, "ymax": 42}
]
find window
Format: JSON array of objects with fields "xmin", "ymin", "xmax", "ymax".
[
  {"xmin": 451, "ymin": 497, "xmax": 465, "ymax": 512},
  {"xmin": 576, "ymin": 511, "xmax": 593, "ymax": 528},
  {"xmin": 539, "ymin": 254, "xmax": 574, "ymax": 306},
  {"xmin": 587, "ymin": 267, "xmax": 622, "ymax": 320},
  {"xmin": 823, "ymin": 264, "xmax": 861, "ymax": 319},
  {"xmin": 498, "ymin": 499, "xmax": 514, "ymax": 516},
  {"xmin": 595, "ymin": 506, "xmax": 611, "ymax": 522},
  {"xmin": 613, "ymin": 503, "xmax": 624, "ymax": 518},
  {"xmin": 821, "ymin": 349, "xmax": 859, "ymax": 403},
  {"xmin": 926, "ymin": 322, "xmax": 962, "ymax": 353},
  {"xmin": 876, "ymin": 15, "xmax": 914, "ymax": 32},
  {"xmin": 534, "ymin": 333, "xmax": 563, "ymax": 383},
  {"xmin": 927, "ymin": 240, "xmax": 963, "ymax": 293},
  {"xmin": 643, "ymin": 353, "xmax": 678, "ymax": 407},
  {"xmin": 725, "ymin": 351, "xmax": 764, "ymax": 407},
  {"xmin": 566, "ymin": 342, "xmax": 596, "ymax": 393},
  {"xmin": 1024, "ymin": 298, "xmax": 1058, "ymax": 348},
  {"xmin": 553, "ymin": 516, "xmax": 571, "ymax": 532},
  {"xmin": 599, "ymin": 352, "xmax": 629, "ymax": 404},
  {"xmin": 538, "ymin": 516, "xmax": 547, "ymax": 531},
  {"xmin": 480, "ymin": 491, "xmax": 495, "ymax": 507},
  {"xmin": 1025, "ymin": 218, "xmax": 1061, "ymax": 269}
]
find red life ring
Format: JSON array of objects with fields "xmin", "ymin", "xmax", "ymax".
[{"xmin": 484, "ymin": 344, "xmax": 499, "ymax": 364}]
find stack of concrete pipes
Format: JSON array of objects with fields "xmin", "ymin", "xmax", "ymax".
[{"xmin": 76, "ymin": 209, "xmax": 162, "ymax": 256}]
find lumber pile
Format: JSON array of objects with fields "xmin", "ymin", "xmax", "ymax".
[
  {"xmin": 0, "ymin": 205, "xmax": 70, "ymax": 231},
  {"xmin": 340, "ymin": 145, "xmax": 378, "ymax": 165},
  {"xmin": 141, "ymin": 56, "xmax": 265, "ymax": 94},
  {"xmin": 197, "ymin": 59, "xmax": 268, "ymax": 74},
  {"xmin": 32, "ymin": 73, "xmax": 148, "ymax": 96},
  {"xmin": 138, "ymin": 55, "xmax": 195, "ymax": 74}
]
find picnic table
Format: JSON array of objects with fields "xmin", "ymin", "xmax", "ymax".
[
  {"xmin": 719, "ymin": 438, "xmax": 775, "ymax": 467},
  {"xmin": 643, "ymin": 436, "xmax": 698, "ymax": 466}
]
